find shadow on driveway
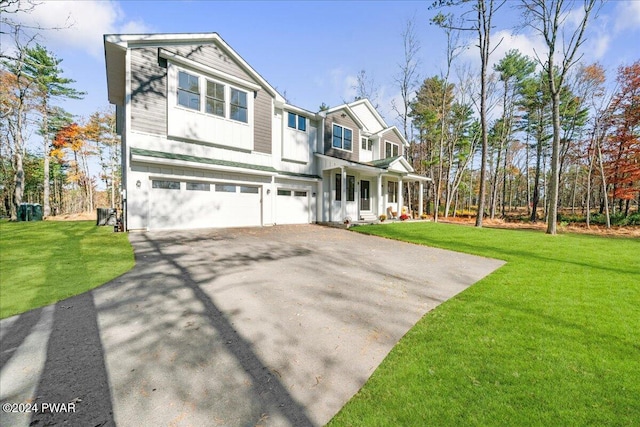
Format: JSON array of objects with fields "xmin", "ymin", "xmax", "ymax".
[{"xmin": 1, "ymin": 225, "xmax": 505, "ymax": 427}]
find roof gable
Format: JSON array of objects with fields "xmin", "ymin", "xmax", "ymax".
[{"xmin": 104, "ymin": 32, "xmax": 285, "ymax": 105}]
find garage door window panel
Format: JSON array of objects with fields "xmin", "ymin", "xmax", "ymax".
[
  {"xmin": 240, "ymin": 186, "xmax": 259, "ymax": 194},
  {"xmin": 153, "ymin": 180, "xmax": 181, "ymax": 190},
  {"xmin": 186, "ymin": 182, "xmax": 209, "ymax": 191},
  {"xmin": 216, "ymin": 184, "xmax": 237, "ymax": 193}
]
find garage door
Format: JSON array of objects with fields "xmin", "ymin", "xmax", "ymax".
[
  {"xmin": 275, "ymin": 188, "xmax": 310, "ymax": 224},
  {"xmin": 149, "ymin": 180, "xmax": 261, "ymax": 230}
]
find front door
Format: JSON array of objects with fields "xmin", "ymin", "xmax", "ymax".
[{"xmin": 360, "ymin": 180, "xmax": 370, "ymax": 211}]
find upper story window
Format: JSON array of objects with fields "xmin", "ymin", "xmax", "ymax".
[
  {"xmin": 178, "ymin": 71, "xmax": 200, "ymax": 110},
  {"xmin": 230, "ymin": 88, "xmax": 248, "ymax": 123},
  {"xmin": 385, "ymin": 141, "xmax": 399, "ymax": 158},
  {"xmin": 361, "ymin": 138, "xmax": 372, "ymax": 151},
  {"xmin": 287, "ymin": 112, "xmax": 307, "ymax": 131},
  {"xmin": 205, "ymin": 81, "xmax": 225, "ymax": 117},
  {"xmin": 332, "ymin": 124, "xmax": 353, "ymax": 151},
  {"xmin": 175, "ymin": 68, "xmax": 248, "ymax": 124}
]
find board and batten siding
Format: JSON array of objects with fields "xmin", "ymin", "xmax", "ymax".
[
  {"xmin": 381, "ymin": 129, "xmax": 405, "ymax": 156},
  {"xmin": 324, "ymin": 111, "xmax": 360, "ymax": 162},
  {"xmin": 130, "ymin": 48, "xmax": 167, "ymax": 136}
]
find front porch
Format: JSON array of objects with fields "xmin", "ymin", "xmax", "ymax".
[{"xmin": 315, "ymin": 154, "xmax": 430, "ymax": 224}]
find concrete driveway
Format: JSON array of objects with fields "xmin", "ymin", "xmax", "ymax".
[{"xmin": 1, "ymin": 225, "xmax": 504, "ymax": 427}]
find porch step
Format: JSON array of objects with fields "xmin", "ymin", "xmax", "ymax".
[{"xmin": 359, "ymin": 212, "xmax": 378, "ymax": 222}]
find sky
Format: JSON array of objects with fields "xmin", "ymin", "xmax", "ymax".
[{"xmin": 3, "ymin": 0, "xmax": 640, "ymax": 145}]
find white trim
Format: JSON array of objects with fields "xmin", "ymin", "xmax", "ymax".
[
  {"xmin": 160, "ymin": 48, "xmax": 261, "ymax": 91},
  {"xmin": 331, "ymin": 123, "xmax": 354, "ymax": 152},
  {"xmin": 348, "ymin": 98, "xmax": 388, "ymax": 129},
  {"xmin": 131, "ymin": 153, "xmax": 277, "ymax": 177},
  {"xmin": 384, "ymin": 140, "xmax": 400, "ymax": 158},
  {"xmin": 105, "ymin": 33, "xmax": 284, "ymax": 101},
  {"xmin": 286, "ymin": 111, "xmax": 307, "ymax": 133}
]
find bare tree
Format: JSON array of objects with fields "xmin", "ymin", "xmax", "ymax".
[
  {"xmin": 432, "ymin": 0, "xmax": 505, "ymax": 227},
  {"xmin": 392, "ymin": 16, "xmax": 421, "ymax": 141},
  {"xmin": 521, "ymin": 0, "xmax": 598, "ymax": 234},
  {"xmin": 352, "ymin": 69, "xmax": 380, "ymax": 110}
]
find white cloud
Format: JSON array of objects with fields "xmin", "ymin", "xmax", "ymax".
[
  {"xmin": 614, "ymin": 0, "xmax": 640, "ymax": 33},
  {"xmin": 12, "ymin": 0, "xmax": 153, "ymax": 58},
  {"xmin": 459, "ymin": 30, "xmax": 546, "ymax": 72}
]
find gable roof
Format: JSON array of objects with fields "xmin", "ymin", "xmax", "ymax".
[
  {"xmin": 104, "ymin": 32, "xmax": 285, "ymax": 105},
  {"xmin": 369, "ymin": 156, "xmax": 414, "ymax": 173},
  {"xmin": 324, "ymin": 99, "xmax": 409, "ymax": 146}
]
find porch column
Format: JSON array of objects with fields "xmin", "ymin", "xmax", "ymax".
[
  {"xmin": 377, "ymin": 174, "xmax": 383, "ymax": 216},
  {"xmin": 398, "ymin": 177, "xmax": 403, "ymax": 215},
  {"xmin": 341, "ymin": 166, "xmax": 347, "ymax": 221},
  {"xmin": 418, "ymin": 180, "xmax": 424, "ymax": 216}
]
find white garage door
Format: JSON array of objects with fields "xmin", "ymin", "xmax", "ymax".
[
  {"xmin": 149, "ymin": 180, "xmax": 261, "ymax": 230},
  {"xmin": 275, "ymin": 188, "xmax": 310, "ymax": 224}
]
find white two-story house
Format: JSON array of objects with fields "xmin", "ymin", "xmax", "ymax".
[{"xmin": 104, "ymin": 33, "xmax": 429, "ymax": 231}]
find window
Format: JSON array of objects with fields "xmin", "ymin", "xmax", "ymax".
[
  {"xmin": 277, "ymin": 189, "xmax": 291, "ymax": 196},
  {"xmin": 152, "ymin": 180, "xmax": 180, "ymax": 190},
  {"xmin": 186, "ymin": 182, "xmax": 209, "ymax": 191},
  {"xmin": 335, "ymin": 173, "xmax": 341, "ymax": 201},
  {"xmin": 332, "ymin": 124, "xmax": 352, "ymax": 151},
  {"xmin": 177, "ymin": 71, "xmax": 200, "ymax": 110},
  {"xmin": 230, "ymin": 88, "xmax": 248, "ymax": 123},
  {"xmin": 287, "ymin": 112, "xmax": 307, "ymax": 131},
  {"xmin": 294, "ymin": 191, "xmax": 307, "ymax": 197},
  {"xmin": 388, "ymin": 181, "xmax": 397, "ymax": 203},
  {"xmin": 361, "ymin": 138, "xmax": 372, "ymax": 151},
  {"xmin": 205, "ymin": 81, "xmax": 225, "ymax": 117},
  {"xmin": 347, "ymin": 175, "xmax": 355, "ymax": 202},
  {"xmin": 215, "ymin": 184, "xmax": 236, "ymax": 193},
  {"xmin": 240, "ymin": 186, "xmax": 259, "ymax": 194},
  {"xmin": 385, "ymin": 141, "xmax": 399, "ymax": 158}
]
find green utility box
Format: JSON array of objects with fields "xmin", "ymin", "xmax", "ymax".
[{"xmin": 18, "ymin": 203, "xmax": 43, "ymax": 221}]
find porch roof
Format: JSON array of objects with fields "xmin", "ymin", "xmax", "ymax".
[{"xmin": 314, "ymin": 153, "xmax": 430, "ymax": 181}]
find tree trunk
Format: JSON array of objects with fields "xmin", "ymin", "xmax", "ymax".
[{"xmin": 42, "ymin": 99, "xmax": 51, "ymax": 217}]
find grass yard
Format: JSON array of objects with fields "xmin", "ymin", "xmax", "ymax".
[
  {"xmin": 330, "ymin": 222, "xmax": 640, "ymax": 426},
  {"xmin": 0, "ymin": 220, "xmax": 134, "ymax": 319}
]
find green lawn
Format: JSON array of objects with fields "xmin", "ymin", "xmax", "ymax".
[
  {"xmin": 330, "ymin": 222, "xmax": 640, "ymax": 426},
  {"xmin": 0, "ymin": 220, "xmax": 134, "ymax": 319}
]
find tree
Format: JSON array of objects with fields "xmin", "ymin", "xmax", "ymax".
[
  {"xmin": 52, "ymin": 122, "xmax": 95, "ymax": 212},
  {"xmin": 521, "ymin": 0, "xmax": 598, "ymax": 234},
  {"xmin": 410, "ymin": 76, "xmax": 455, "ymax": 220},
  {"xmin": 603, "ymin": 61, "xmax": 640, "ymax": 215},
  {"xmin": 432, "ymin": 0, "xmax": 506, "ymax": 227},
  {"xmin": 0, "ymin": 29, "xmax": 38, "ymax": 220},
  {"xmin": 518, "ymin": 72, "xmax": 552, "ymax": 222},
  {"xmin": 392, "ymin": 16, "xmax": 421, "ymax": 141},
  {"xmin": 84, "ymin": 109, "xmax": 121, "ymax": 209},
  {"xmin": 22, "ymin": 43, "xmax": 84, "ymax": 217},
  {"xmin": 352, "ymin": 69, "xmax": 380, "ymax": 109},
  {"xmin": 492, "ymin": 50, "xmax": 536, "ymax": 218}
]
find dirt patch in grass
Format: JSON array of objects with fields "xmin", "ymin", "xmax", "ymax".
[
  {"xmin": 437, "ymin": 216, "xmax": 640, "ymax": 238},
  {"xmin": 45, "ymin": 211, "xmax": 95, "ymax": 221}
]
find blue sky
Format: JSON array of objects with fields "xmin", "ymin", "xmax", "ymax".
[{"xmin": 5, "ymin": 0, "xmax": 640, "ymax": 142}]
